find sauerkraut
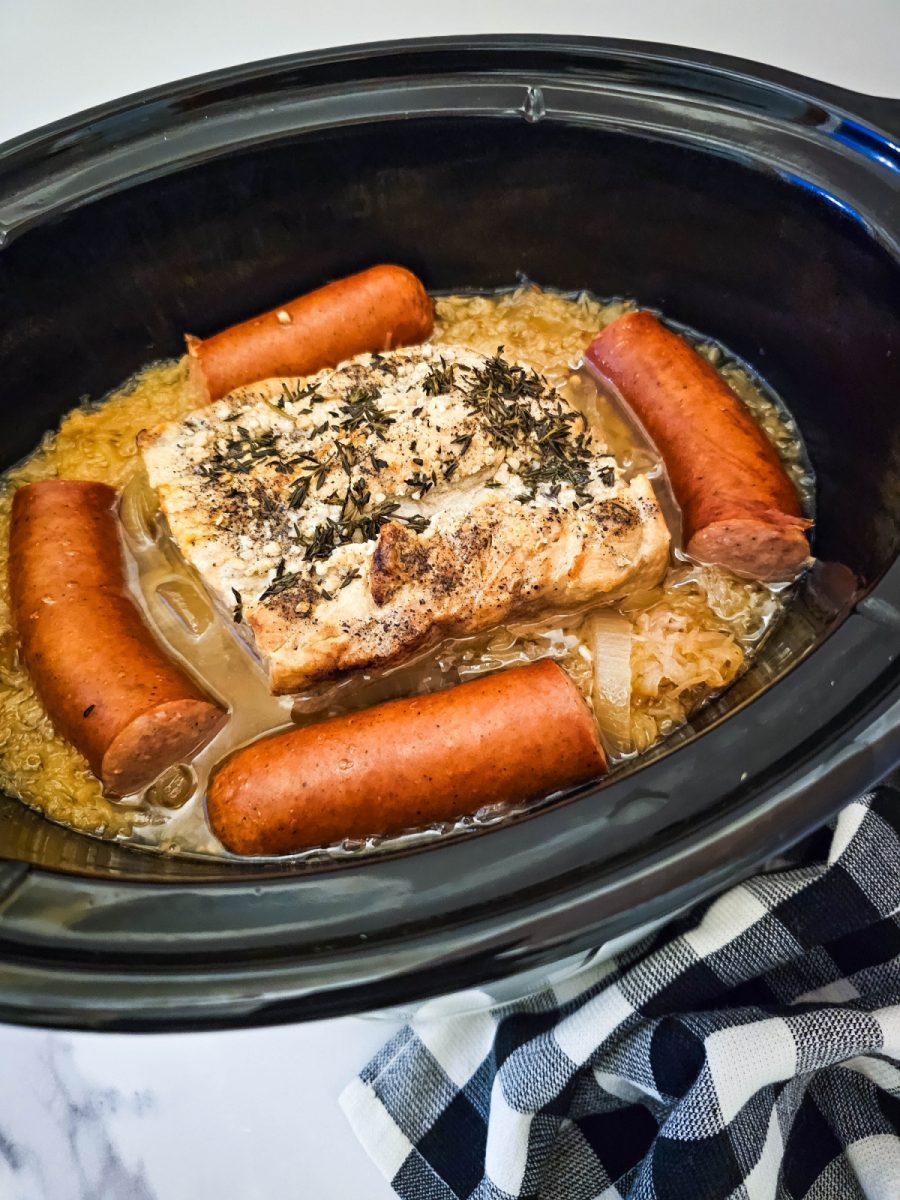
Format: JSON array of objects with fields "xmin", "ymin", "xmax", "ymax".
[{"xmin": 0, "ymin": 287, "xmax": 806, "ymax": 850}]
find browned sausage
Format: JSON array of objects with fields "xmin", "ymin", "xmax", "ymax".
[
  {"xmin": 208, "ymin": 659, "xmax": 605, "ymax": 856},
  {"xmin": 186, "ymin": 264, "xmax": 434, "ymax": 401},
  {"xmin": 586, "ymin": 311, "xmax": 811, "ymax": 581},
  {"xmin": 9, "ymin": 480, "xmax": 225, "ymax": 796}
]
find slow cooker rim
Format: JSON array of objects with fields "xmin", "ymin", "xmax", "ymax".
[
  {"xmin": 1, "ymin": 32, "xmax": 899, "ymax": 163},
  {"xmin": 2, "ymin": 33, "xmax": 900, "ymax": 248}
]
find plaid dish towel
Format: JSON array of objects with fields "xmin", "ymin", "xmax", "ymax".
[{"xmin": 341, "ymin": 782, "xmax": 900, "ymax": 1199}]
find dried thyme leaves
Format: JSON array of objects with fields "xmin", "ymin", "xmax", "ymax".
[
  {"xmin": 200, "ymin": 347, "xmax": 613, "ymax": 615},
  {"xmin": 422, "ymin": 358, "xmax": 456, "ymax": 396},
  {"xmin": 338, "ymin": 385, "xmax": 394, "ymax": 436},
  {"xmin": 457, "ymin": 351, "xmax": 597, "ymax": 504},
  {"xmin": 196, "ymin": 427, "xmax": 282, "ymax": 481},
  {"xmin": 259, "ymin": 559, "xmax": 301, "ymax": 601},
  {"xmin": 297, "ymin": 500, "xmax": 431, "ymax": 566}
]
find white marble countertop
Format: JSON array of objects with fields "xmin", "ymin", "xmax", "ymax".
[
  {"xmin": 1, "ymin": 1019, "xmax": 398, "ymax": 1199},
  {"xmin": 1, "ymin": 3, "xmax": 898, "ymax": 1198}
]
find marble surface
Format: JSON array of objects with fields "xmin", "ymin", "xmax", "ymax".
[
  {"xmin": 0, "ymin": 1019, "xmax": 398, "ymax": 1200},
  {"xmin": 2, "ymin": 4, "xmax": 899, "ymax": 1199}
]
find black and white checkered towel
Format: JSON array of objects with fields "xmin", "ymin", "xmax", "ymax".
[{"xmin": 341, "ymin": 783, "xmax": 900, "ymax": 1199}]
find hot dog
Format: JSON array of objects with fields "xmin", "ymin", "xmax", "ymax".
[
  {"xmin": 207, "ymin": 659, "xmax": 605, "ymax": 856},
  {"xmin": 186, "ymin": 264, "xmax": 434, "ymax": 401},
  {"xmin": 9, "ymin": 480, "xmax": 225, "ymax": 796},
  {"xmin": 586, "ymin": 311, "xmax": 811, "ymax": 581}
]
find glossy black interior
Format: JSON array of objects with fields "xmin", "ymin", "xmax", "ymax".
[{"xmin": 0, "ymin": 38, "xmax": 898, "ymax": 1028}]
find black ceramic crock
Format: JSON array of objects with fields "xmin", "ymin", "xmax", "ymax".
[{"xmin": 0, "ymin": 36, "xmax": 898, "ymax": 1031}]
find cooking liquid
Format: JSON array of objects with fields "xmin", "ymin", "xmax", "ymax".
[{"xmin": 0, "ymin": 288, "xmax": 813, "ymax": 859}]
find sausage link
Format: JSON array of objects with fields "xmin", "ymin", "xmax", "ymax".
[
  {"xmin": 9, "ymin": 480, "xmax": 225, "ymax": 796},
  {"xmin": 586, "ymin": 311, "xmax": 811, "ymax": 581},
  {"xmin": 186, "ymin": 264, "xmax": 434, "ymax": 401},
  {"xmin": 207, "ymin": 659, "xmax": 605, "ymax": 856}
]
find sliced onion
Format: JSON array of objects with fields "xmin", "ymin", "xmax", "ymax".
[{"xmin": 587, "ymin": 610, "xmax": 633, "ymax": 757}]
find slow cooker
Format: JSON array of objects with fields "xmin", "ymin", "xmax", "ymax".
[{"xmin": 0, "ymin": 36, "xmax": 898, "ymax": 1031}]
